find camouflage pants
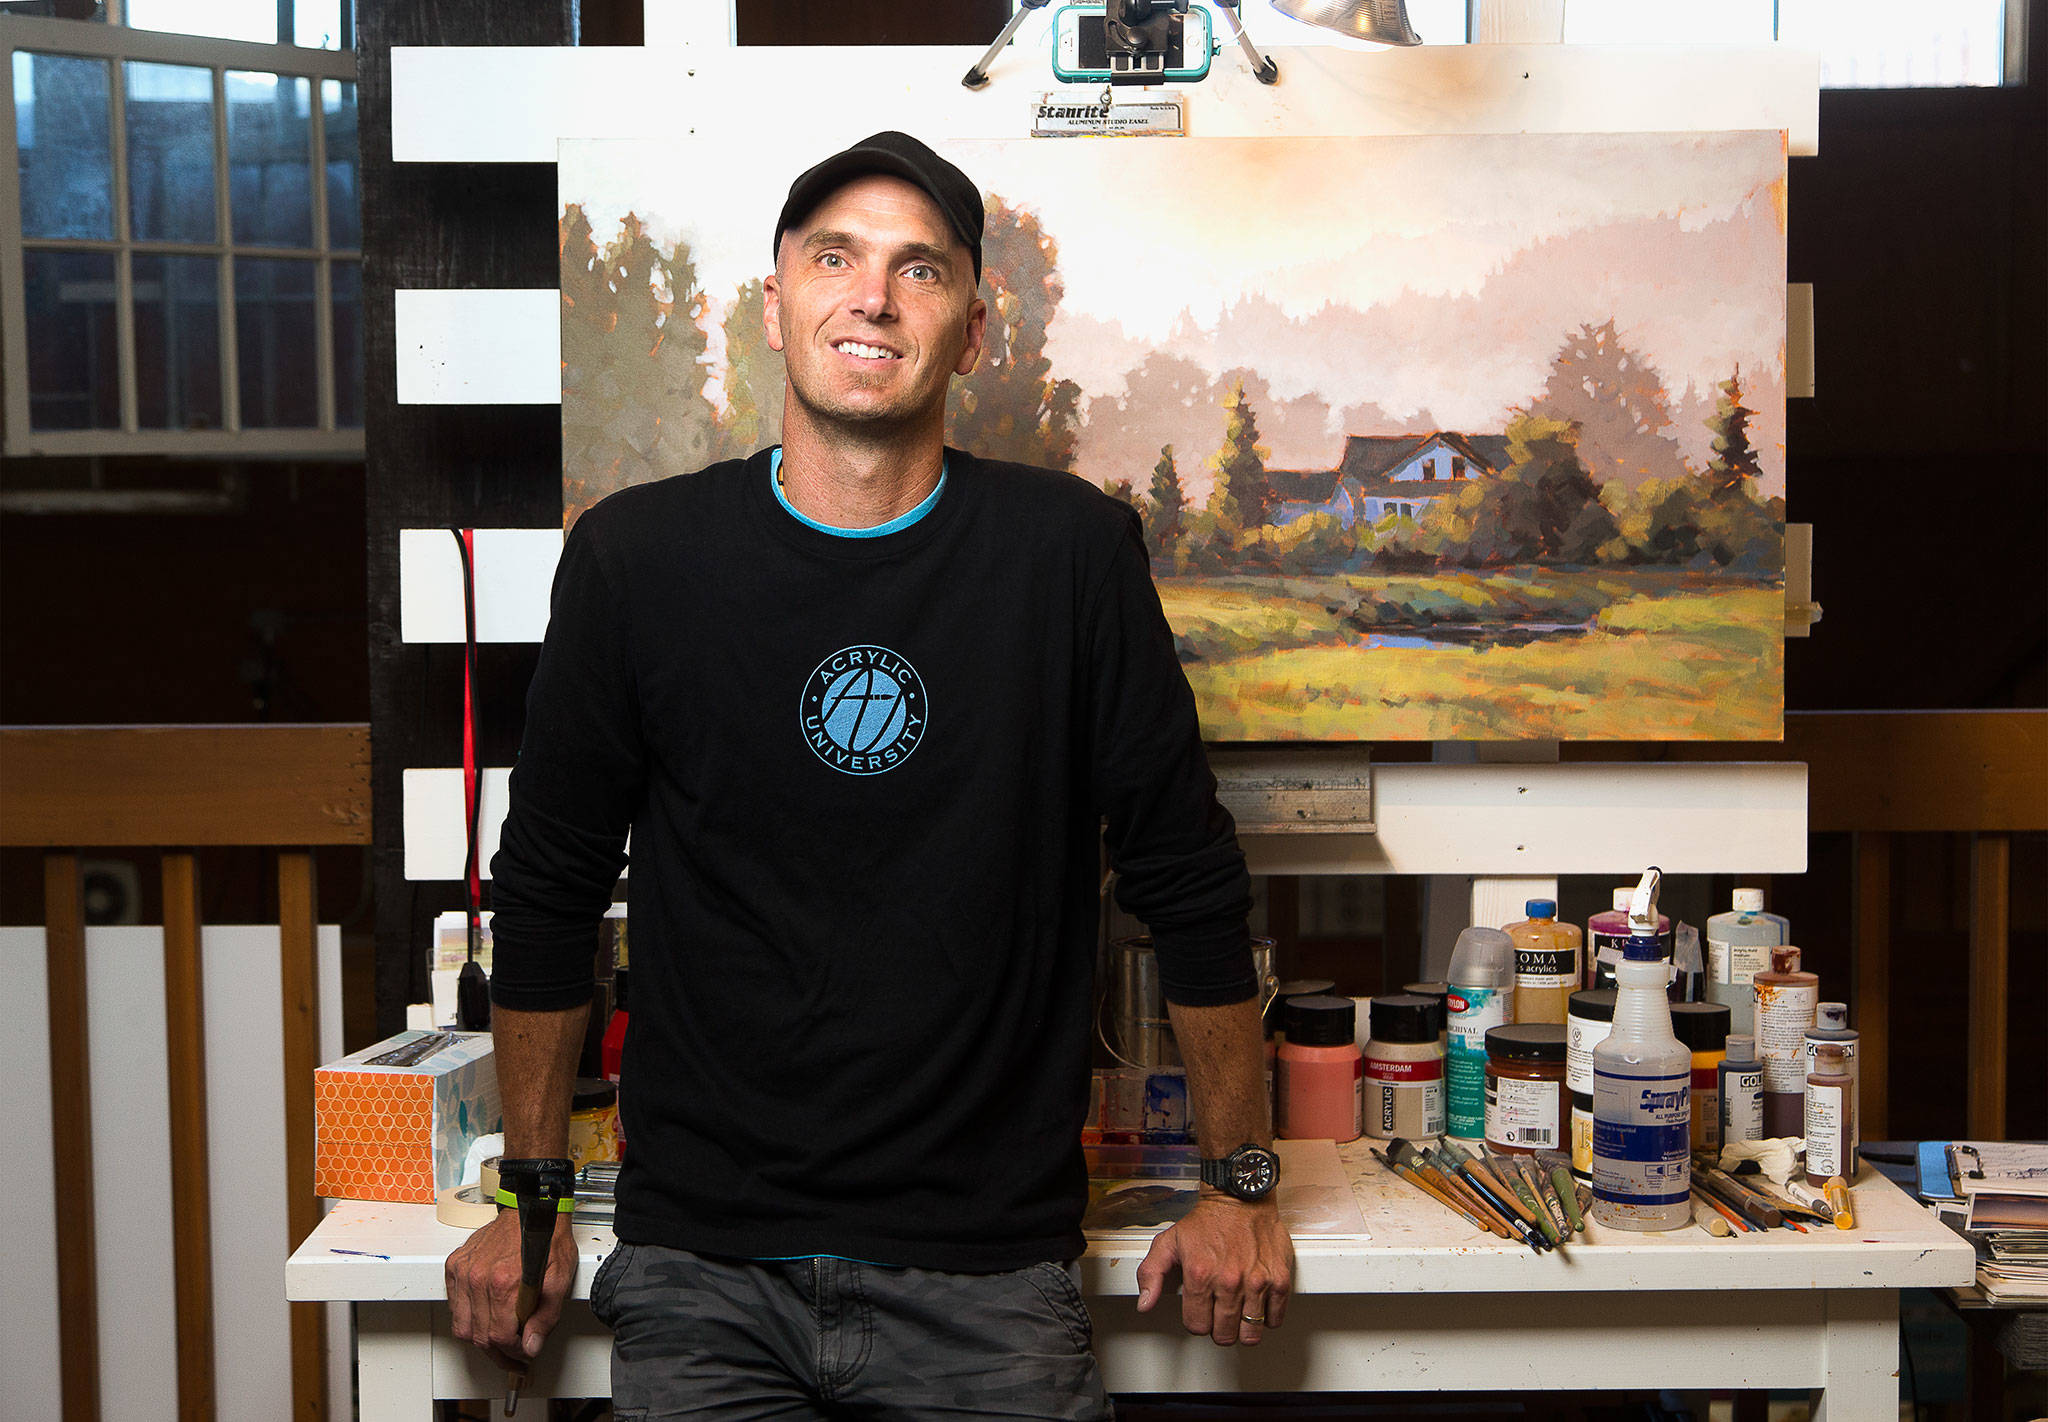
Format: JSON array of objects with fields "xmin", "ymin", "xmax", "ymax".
[{"xmin": 589, "ymin": 1242, "xmax": 1114, "ymax": 1420}]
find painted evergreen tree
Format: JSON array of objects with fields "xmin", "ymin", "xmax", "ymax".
[
  {"xmin": 1103, "ymin": 477, "xmax": 1137, "ymax": 507},
  {"xmin": 1207, "ymin": 377, "xmax": 1273, "ymax": 531},
  {"xmin": 713, "ymin": 277, "xmax": 784, "ymax": 461},
  {"xmin": 649, "ymin": 235, "xmax": 718, "ymax": 479},
  {"xmin": 946, "ymin": 195, "xmax": 1081, "ymax": 470},
  {"xmin": 558, "ymin": 203, "xmax": 615, "ymax": 519},
  {"xmin": 1703, "ymin": 364, "xmax": 1763, "ymax": 502},
  {"xmin": 1144, "ymin": 443, "xmax": 1186, "ymax": 561},
  {"xmin": 1528, "ymin": 319, "xmax": 1687, "ymax": 489}
]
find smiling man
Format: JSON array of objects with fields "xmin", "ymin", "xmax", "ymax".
[{"xmin": 448, "ymin": 131, "xmax": 1289, "ymax": 1420}]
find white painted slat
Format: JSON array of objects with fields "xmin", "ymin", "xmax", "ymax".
[
  {"xmin": 402, "ymin": 761, "xmax": 1802, "ymax": 882},
  {"xmin": 392, "ymin": 44, "xmax": 1820, "ymax": 164},
  {"xmin": 0, "ymin": 930, "xmax": 61, "ymax": 1422},
  {"xmin": 642, "ymin": 0, "xmax": 737, "ymax": 46},
  {"xmin": 394, "ymin": 288, "xmax": 561, "ymax": 405},
  {"xmin": 399, "ymin": 527, "xmax": 562, "ymax": 644},
  {"xmin": 404, "ymin": 767, "xmax": 514, "ymax": 882},
  {"xmin": 1243, "ymin": 761, "xmax": 1808, "ymax": 876}
]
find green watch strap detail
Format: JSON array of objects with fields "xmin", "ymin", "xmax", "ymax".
[{"xmin": 494, "ymin": 1187, "xmax": 576, "ymax": 1212}]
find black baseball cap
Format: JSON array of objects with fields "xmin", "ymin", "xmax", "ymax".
[{"xmin": 773, "ymin": 131, "xmax": 985, "ymax": 281}]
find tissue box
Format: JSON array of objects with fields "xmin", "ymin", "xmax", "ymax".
[{"xmin": 314, "ymin": 1030, "xmax": 502, "ymax": 1203}]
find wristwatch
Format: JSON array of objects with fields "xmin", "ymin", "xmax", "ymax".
[{"xmin": 1199, "ymin": 1143, "xmax": 1281, "ymax": 1202}]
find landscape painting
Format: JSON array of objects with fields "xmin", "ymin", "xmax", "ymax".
[{"xmin": 561, "ymin": 131, "xmax": 1787, "ymax": 741}]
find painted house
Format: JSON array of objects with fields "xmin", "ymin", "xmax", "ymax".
[{"xmin": 1271, "ymin": 431, "xmax": 1512, "ymax": 529}]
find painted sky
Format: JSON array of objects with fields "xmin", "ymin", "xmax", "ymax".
[{"xmin": 564, "ymin": 130, "xmax": 1786, "ymax": 481}]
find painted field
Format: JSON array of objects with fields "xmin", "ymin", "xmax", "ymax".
[{"xmin": 1162, "ymin": 571, "xmax": 1782, "ymax": 742}]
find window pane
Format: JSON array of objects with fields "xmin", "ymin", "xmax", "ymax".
[
  {"xmin": 1563, "ymin": 0, "xmax": 1775, "ymax": 44},
  {"xmin": 126, "ymin": 0, "xmax": 277, "ymax": 45},
  {"xmin": 235, "ymin": 256, "xmax": 318, "ymax": 427},
  {"xmin": 227, "ymin": 71, "xmax": 312, "ymax": 247},
  {"xmin": 331, "ymin": 259, "xmax": 362, "ymax": 427},
  {"xmin": 24, "ymin": 250, "xmax": 120, "ymax": 430},
  {"xmin": 134, "ymin": 254, "xmax": 223, "ymax": 430},
  {"xmin": 293, "ymin": 0, "xmax": 346, "ymax": 49},
  {"xmin": 322, "ymin": 79, "xmax": 359, "ymax": 249},
  {"xmin": 125, "ymin": 61, "xmax": 216, "ymax": 244},
  {"xmin": 1780, "ymin": 0, "xmax": 2007, "ymax": 87},
  {"xmin": 13, "ymin": 52, "xmax": 114, "ymax": 240}
]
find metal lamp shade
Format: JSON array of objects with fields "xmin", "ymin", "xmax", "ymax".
[{"xmin": 1271, "ymin": 0, "xmax": 1424, "ymax": 45}]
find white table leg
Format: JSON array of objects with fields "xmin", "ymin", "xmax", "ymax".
[
  {"xmin": 1811, "ymin": 1288, "xmax": 1899, "ymax": 1422},
  {"xmin": 357, "ymin": 1301, "xmax": 437, "ymax": 1422}
]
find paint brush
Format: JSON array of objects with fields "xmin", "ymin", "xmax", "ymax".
[
  {"xmin": 1370, "ymin": 1147, "xmax": 1491, "ymax": 1235},
  {"xmin": 1693, "ymin": 1185, "xmax": 1750, "ymax": 1233},
  {"xmin": 1512, "ymin": 1153, "xmax": 1571, "ymax": 1238},
  {"xmin": 1695, "ymin": 1168, "xmax": 1782, "ymax": 1230},
  {"xmin": 1390, "ymin": 1140, "xmax": 1513, "ymax": 1239},
  {"xmin": 1432, "ymin": 1146, "xmax": 1547, "ymax": 1253},
  {"xmin": 1532, "ymin": 1151, "xmax": 1586, "ymax": 1234},
  {"xmin": 1446, "ymin": 1144, "xmax": 1546, "ymax": 1236},
  {"xmin": 1488, "ymin": 1151, "xmax": 1562, "ymax": 1247}
]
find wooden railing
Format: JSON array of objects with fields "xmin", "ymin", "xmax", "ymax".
[{"xmin": 1, "ymin": 724, "xmax": 371, "ymax": 1422}]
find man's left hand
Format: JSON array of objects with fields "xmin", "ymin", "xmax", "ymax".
[{"xmin": 1134, "ymin": 1194, "xmax": 1295, "ymax": 1347}]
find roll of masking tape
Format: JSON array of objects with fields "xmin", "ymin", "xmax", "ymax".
[
  {"xmin": 479, "ymin": 1155, "xmax": 502, "ymax": 1201},
  {"xmin": 436, "ymin": 1183, "xmax": 498, "ymax": 1229}
]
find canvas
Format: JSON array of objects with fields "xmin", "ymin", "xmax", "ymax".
[{"xmin": 560, "ymin": 131, "xmax": 1786, "ymax": 741}]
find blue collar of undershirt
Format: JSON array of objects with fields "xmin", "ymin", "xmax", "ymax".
[{"xmin": 770, "ymin": 447, "xmax": 946, "ymax": 538}]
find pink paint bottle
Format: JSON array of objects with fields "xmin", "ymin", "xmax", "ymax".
[{"xmin": 1277, "ymin": 996, "xmax": 1363, "ymax": 1142}]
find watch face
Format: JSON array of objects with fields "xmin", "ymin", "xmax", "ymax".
[{"xmin": 1231, "ymin": 1148, "xmax": 1278, "ymax": 1198}]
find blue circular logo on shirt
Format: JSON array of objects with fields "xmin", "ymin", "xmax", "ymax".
[{"xmin": 801, "ymin": 646, "xmax": 927, "ymax": 776}]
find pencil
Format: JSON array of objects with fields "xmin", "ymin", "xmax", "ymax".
[{"xmin": 1693, "ymin": 1185, "xmax": 1750, "ymax": 1233}]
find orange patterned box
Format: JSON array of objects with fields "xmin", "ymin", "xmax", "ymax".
[{"xmin": 315, "ymin": 1030, "xmax": 502, "ymax": 1203}]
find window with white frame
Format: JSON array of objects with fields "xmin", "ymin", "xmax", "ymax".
[{"xmin": 0, "ymin": 14, "xmax": 358, "ymax": 457}]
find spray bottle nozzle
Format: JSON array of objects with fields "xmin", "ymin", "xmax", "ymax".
[{"xmin": 1626, "ymin": 866, "xmax": 1663, "ymax": 933}]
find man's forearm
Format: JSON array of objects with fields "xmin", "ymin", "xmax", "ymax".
[
  {"xmin": 1166, "ymin": 995, "xmax": 1271, "ymax": 1155},
  {"xmin": 492, "ymin": 1002, "xmax": 591, "ymax": 1158}
]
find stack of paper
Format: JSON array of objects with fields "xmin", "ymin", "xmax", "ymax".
[{"xmin": 1949, "ymin": 1143, "xmax": 2048, "ymax": 1303}]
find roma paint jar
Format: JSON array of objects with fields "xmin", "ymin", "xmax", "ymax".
[
  {"xmin": 1276, "ymin": 995, "xmax": 1363, "ymax": 1142},
  {"xmin": 1483, "ymin": 1023, "xmax": 1569, "ymax": 1156},
  {"xmin": 1364, "ymin": 994, "xmax": 1445, "ymax": 1141},
  {"xmin": 1506, "ymin": 899, "xmax": 1582, "ymax": 1026},
  {"xmin": 1670, "ymin": 1001, "xmax": 1731, "ymax": 1154}
]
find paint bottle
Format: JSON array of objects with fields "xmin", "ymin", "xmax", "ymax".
[
  {"xmin": 1706, "ymin": 888, "xmax": 1781, "ymax": 1037},
  {"xmin": 1364, "ymin": 994, "xmax": 1446, "ymax": 1141},
  {"xmin": 1402, "ymin": 981, "xmax": 1450, "ymax": 1047},
  {"xmin": 1804, "ymin": 1041, "xmax": 1858, "ymax": 1187},
  {"xmin": 1588, "ymin": 888, "xmax": 1672, "ymax": 991},
  {"xmin": 1506, "ymin": 899, "xmax": 1582, "ymax": 1026},
  {"xmin": 1670, "ymin": 1001, "xmax": 1731, "ymax": 1154},
  {"xmin": 1592, "ymin": 869, "xmax": 1691, "ymax": 1231},
  {"xmin": 1445, "ymin": 927, "xmax": 1515, "ymax": 1141},
  {"xmin": 1484, "ymin": 1023, "xmax": 1569, "ymax": 1156},
  {"xmin": 1753, "ymin": 945, "xmax": 1818, "ymax": 1138},
  {"xmin": 1265, "ymin": 978, "xmax": 1335, "ymax": 1119},
  {"xmin": 1277, "ymin": 995, "xmax": 1364, "ymax": 1142},
  {"xmin": 1565, "ymin": 989, "xmax": 1616, "ymax": 1182},
  {"xmin": 1802, "ymin": 1003, "xmax": 1860, "ymax": 1175},
  {"xmin": 1717, "ymin": 1033, "xmax": 1765, "ymax": 1147}
]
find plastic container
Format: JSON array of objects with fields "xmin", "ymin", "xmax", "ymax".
[
  {"xmin": 568, "ymin": 1077, "xmax": 622, "ymax": 1172},
  {"xmin": 1753, "ymin": 945, "xmax": 1819, "ymax": 1138},
  {"xmin": 1802, "ymin": 1004, "xmax": 1860, "ymax": 1176},
  {"xmin": 1506, "ymin": 899, "xmax": 1582, "ymax": 1026},
  {"xmin": 1804, "ymin": 1041, "xmax": 1857, "ymax": 1187},
  {"xmin": 1484, "ymin": 1023, "xmax": 1569, "ymax": 1155},
  {"xmin": 1706, "ymin": 889, "xmax": 1780, "ymax": 1037},
  {"xmin": 1277, "ymin": 995, "xmax": 1364, "ymax": 1142},
  {"xmin": 1445, "ymin": 927, "xmax": 1515, "ymax": 1141},
  {"xmin": 1670, "ymin": 1001, "xmax": 1731, "ymax": 1154},
  {"xmin": 1588, "ymin": 888, "xmax": 1673, "ymax": 992},
  {"xmin": 1402, "ymin": 980, "xmax": 1450, "ymax": 1046},
  {"xmin": 1591, "ymin": 931, "xmax": 1692, "ymax": 1230},
  {"xmin": 1364, "ymin": 995, "xmax": 1446, "ymax": 1140},
  {"xmin": 1717, "ymin": 1033, "xmax": 1765, "ymax": 1147},
  {"xmin": 1566, "ymin": 989, "xmax": 1617, "ymax": 1098}
]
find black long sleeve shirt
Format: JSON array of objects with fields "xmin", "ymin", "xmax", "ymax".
[{"xmin": 488, "ymin": 447, "xmax": 1253, "ymax": 1270}]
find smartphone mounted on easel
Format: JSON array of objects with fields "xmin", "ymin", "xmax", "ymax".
[{"xmin": 1052, "ymin": 2, "xmax": 1215, "ymax": 84}]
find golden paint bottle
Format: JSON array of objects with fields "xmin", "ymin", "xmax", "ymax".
[{"xmin": 1752, "ymin": 945, "xmax": 1818, "ymax": 1138}]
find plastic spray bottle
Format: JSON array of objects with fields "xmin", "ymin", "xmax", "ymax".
[
  {"xmin": 1592, "ymin": 868, "xmax": 1693, "ymax": 1231},
  {"xmin": 1706, "ymin": 889, "xmax": 1781, "ymax": 1036},
  {"xmin": 1445, "ymin": 926, "xmax": 1515, "ymax": 1141}
]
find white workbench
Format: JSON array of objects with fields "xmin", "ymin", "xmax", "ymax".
[{"xmin": 288, "ymin": 1142, "xmax": 1972, "ymax": 1420}]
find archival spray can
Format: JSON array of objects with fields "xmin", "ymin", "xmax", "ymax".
[
  {"xmin": 1592, "ymin": 869, "xmax": 1692, "ymax": 1231},
  {"xmin": 1445, "ymin": 926, "xmax": 1515, "ymax": 1141}
]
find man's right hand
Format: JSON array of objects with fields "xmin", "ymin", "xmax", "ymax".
[{"xmin": 445, "ymin": 1209, "xmax": 580, "ymax": 1370}]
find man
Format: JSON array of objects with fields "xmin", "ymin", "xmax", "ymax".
[{"xmin": 448, "ymin": 131, "xmax": 1292, "ymax": 1419}]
